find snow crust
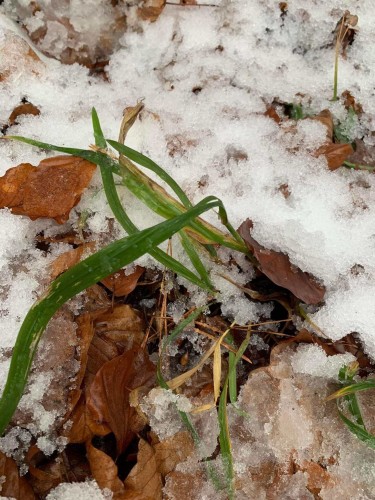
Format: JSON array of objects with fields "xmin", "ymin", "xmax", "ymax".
[{"xmin": 0, "ymin": 0, "xmax": 375, "ymax": 491}]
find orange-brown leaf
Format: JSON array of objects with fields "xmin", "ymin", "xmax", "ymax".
[
  {"xmin": 50, "ymin": 243, "xmax": 96, "ymax": 279},
  {"xmin": 0, "ymin": 155, "xmax": 96, "ymax": 223},
  {"xmin": 86, "ymin": 346, "xmax": 156, "ymax": 454},
  {"xmin": 101, "ymin": 266, "xmax": 145, "ymax": 297},
  {"xmin": 238, "ymin": 219, "xmax": 325, "ymax": 304},
  {"xmin": 86, "ymin": 442, "xmax": 126, "ymax": 497},
  {"xmin": 123, "ymin": 439, "xmax": 162, "ymax": 500},
  {"xmin": 315, "ymin": 142, "xmax": 354, "ymax": 170},
  {"xmin": 94, "ymin": 304, "xmax": 145, "ymax": 349},
  {"xmin": 137, "ymin": 0, "xmax": 166, "ymax": 22},
  {"xmin": 0, "ymin": 450, "xmax": 35, "ymax": 499}
]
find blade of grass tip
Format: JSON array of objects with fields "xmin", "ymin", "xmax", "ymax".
[
  {"xmin": 328, "ymin": 380, "xmax": 375, "ymax": 400},
  {"xmin": 92, "ymin": 109, "xmax": 213, "ymax": 292},
  {"xmin": 4, "ymin": 135, "xmax": 122, "ymax": 175},
  {"xmin": 0, "ymin": 197, "xmax": 223, "ymax": 436}
]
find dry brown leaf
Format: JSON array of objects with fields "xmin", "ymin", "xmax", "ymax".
[
  {"xmin": 314, "ymin": 142, "xmax": 354, "ymax": 170},
  {"xmin": 154, "ymin": 431, "xmax": 195, "ymax": 477},
  {"xmin": 94, "ymin": 305, "xmax": 145, "ymax": 350},
  {"xmin": 50, "ymin": 243, "xmax": 96, "ymax": 279},
  {"xmin": 137, "ymin": 0, "xmax": 166, "ymax": 22},
  {"xmin": 0, "ymin": 450, "xmax": 35, "ymax": 499},
  {"xmin": 281, "ymin": 329, "xmax": 338, "ymax": 356},
  {"xmin": 86, "ymin": 442, "xmax": 126, "ymax": 497},
  {"xmin": 101, "ymin": 266, "xmax": 145, "ymax": 297},
  {"xmin": 86, "ymin": 346, "xmax": 156, "ymax": 454},
  {"xmin": 310, "ymin": 109, "xmax": 334, "ymax": 140},
  {"xmin": 123, "ymin": 439, "xmax": 163, "ymax": 500},
  {"xmin": 238, "ymin": 219, "xmax": 325, "ymax": 304},
  {"xmin": 25, "ymin": 445, "xmax": 64, "ymax": 497},
  {"xmin": 0, "ymin": 155, "xmax": 96, "ymax": 223},
  {"xmin": 8, "ymin": 102, "xmax": 40, "ymax": 125}
]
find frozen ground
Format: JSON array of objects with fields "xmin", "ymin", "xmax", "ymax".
[{"xmin": 0, "ymin": 1, "xmax": 375, "ymax": 498}]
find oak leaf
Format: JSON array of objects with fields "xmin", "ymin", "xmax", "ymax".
[
  {"xmin": 0, "ymin": 155, "xmax": 96, "ymax": 223},
  {"xmin": 86, "ymin": 346, "xmax": 156, "ymax": 454},
  {"xmin": 238, "ymin": 219, "xmax": 325, "ymax": 304}
]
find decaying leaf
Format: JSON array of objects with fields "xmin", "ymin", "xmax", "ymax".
[
  {"xmin": 0, "ymin": 155, "xmax": 96, "ymax": 223},
  {"xmin": 238, "ymin": 219, "xmax": 325, "ymax": 304},
  {"xmin": 123, "ymin": 439, "xmax": 163, "ymax": 500},
  {"xmin": 153, "ymin": 431, "xmax": 195, "ymax": 477},
  {"xmin": 314, "ymin": 142, "xmax": 354, "ymax": 171},
  {"xmin": 94, "ymin": 305, "xmax": 145, "ymax": 350},
  {"xmin": 0, "ymin": 450, "xmax": 35, "ymax": 499},
  {"xmin": 8, "ymin": 102, "xmax": 40, "ymax": 126},
  {"xmin": 101, "ymin": 266, "xmax": 145, "ymax": 297},
  {"xmin": 137, "ymin": 0, "xmax": 166, "ymax": 22},
  {"xmin": 50, "ymin": 243, "xmax": 96, "ymax": 279},
  {"xmin": 86, "ymin": 346, "xmax": 156, "ymax": 454}
]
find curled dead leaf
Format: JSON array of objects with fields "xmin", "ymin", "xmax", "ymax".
[
  {"xmin": 238, "ymin": 219, "xmax": 325, "ymax": 304},
  {"xmin": 86, "ymin": 346, "xmax": 156, "ymax": 454},
  {"xmin": 8, "ymin": 102, "xmax": 40, "ymax": 126},
  {"xmin": 101, "ymin": 266, "xmax": 145, "ymax": 297},
  {"xmin": 0, "ymin": 155, "xmax": 96, "ymax": 223},
  {"xmin": 314, "ymin": 142, "xmax": 354, "ymax": 170}
]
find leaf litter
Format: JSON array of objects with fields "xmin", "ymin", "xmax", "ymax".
[{"xmin": 1, "ymin": 1, "xmax": 375, "ymax": 499}]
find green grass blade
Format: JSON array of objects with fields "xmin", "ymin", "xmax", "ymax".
[
  {"xmin": 329, "ymin": 380, "xmax": 375, "ymax": 399},
  {"xmin": 218, "ymin": 379, "xmax": 234, "ymax": 499},
  {"xmin": 336, "ymin": 364, "xmax": 366, "ymax": 429},
  {"xmin": 91, "ymin": 110, "xmax": 213, "ymax": 291},
  {"xmin": 179, "ymin": 232, "xmax": 214, "ymax": 290},
  {"xmin": 228, "ymin": 332, "xmax": 250, "ymax": 404},
  {"xmin": 337, "ymin": 410, "xmax": 375, "ymax": 449},
  {"xmin": 0, "ymin": 198, "xmax": 223, "ymax": 436},
  {"xmin": 6, "ymin": 135, "xmax": 248, "ymax": 253}
]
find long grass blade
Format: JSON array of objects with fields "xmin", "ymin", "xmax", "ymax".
[{"xmin": 0, "ymin": 198, "xmax": 223, "ymax": 436}]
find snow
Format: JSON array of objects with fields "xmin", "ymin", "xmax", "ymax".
[
  {"xmin": 46, "ymin": 480, "xmax": 112, "ymax": 500},
  {"xmin": 0, "ymin": 0, "xmax": 375, "ymax": 495}
]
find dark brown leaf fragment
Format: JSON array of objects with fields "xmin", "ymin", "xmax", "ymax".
[{"xmin": 238, "ymin": 219, "xmax": 325, "ymax": 304}]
